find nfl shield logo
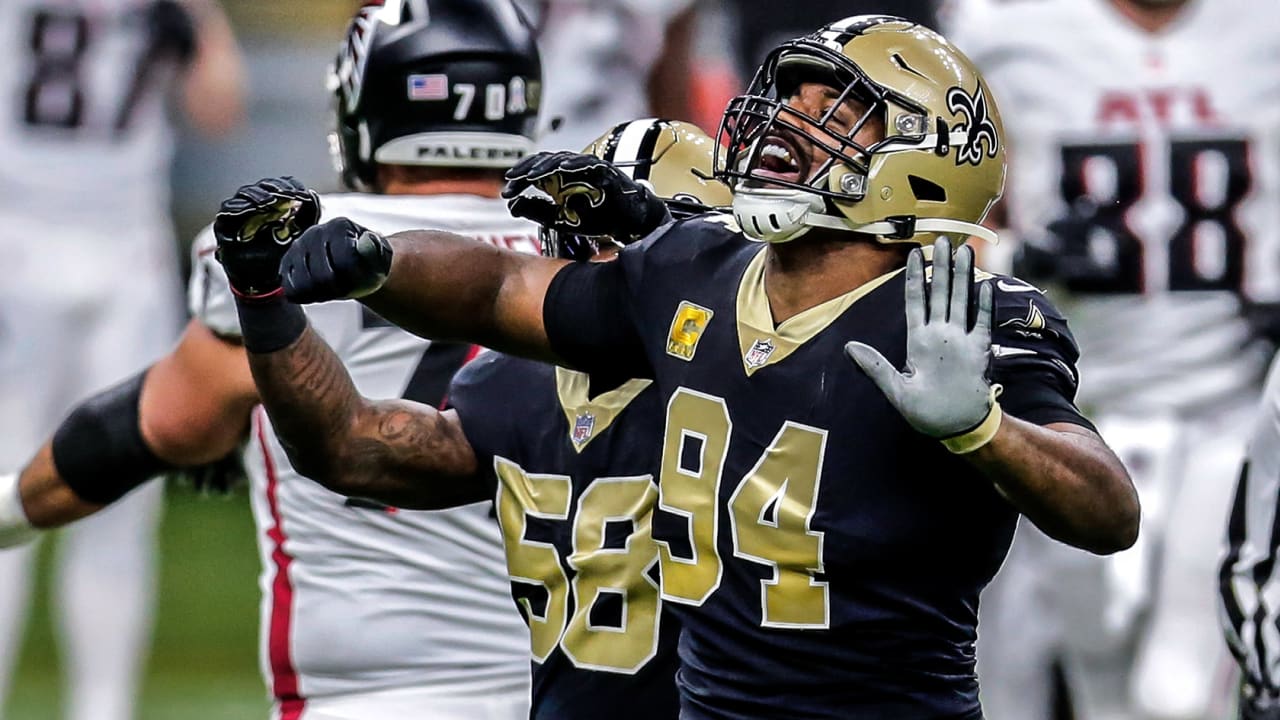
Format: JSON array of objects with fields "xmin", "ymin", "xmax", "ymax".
[
  {"xmin": 572, "ymin": 412, "xmax": 596, "ymax": 445},
  {"xmin": 744, "ymin": 338, "xmax": 776, "ymax": 369}
]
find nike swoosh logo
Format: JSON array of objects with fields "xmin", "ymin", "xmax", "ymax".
[
  {"xmin": 992, "ymin": 344, "xmax": 1039, "ymax": 358},
  {"xmin": 996, "ymin": 280, "xmax": 1040, "ymax": 293}
]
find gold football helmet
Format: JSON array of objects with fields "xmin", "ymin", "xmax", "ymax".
[
  {"xmin": 543, "ymin": 118, "xmax": 733, "ymax": 260},
  {"xmin": 716, "ymin": 15, "xmax": 1005, "ymax": 245},
  {"xmin": 582, "ymin": 118, "xmax": 733, "ymax": 215}
]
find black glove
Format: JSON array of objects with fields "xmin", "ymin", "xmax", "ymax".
[
  {"xmin": 502, "ymin": 151, "xmax": 671, "ymax": 243},
  {"xmin": 1241, "ymin": 687, "xmax": 1280, "ymax": 720},
  {"xmin": 1014, "ymin": 198, "xmax": 1130, "ymax": 289},
  {"xmin": 1244, "ymin": 300, "xmax": 1280, "ymax": 345},
  {"xmin": 281, "ymin": 218, "xmax": 393, "ymax": 305},
  {"xmin": 213, "ymin": 176, "xmax": 321, "ymax": 298},
  {"xmin": 145, "ymin": 0, "xmax": 198, "ymax": 65},
  {"xmin": 172, "ymin": 450, "xmax": 246, "ymax": 495}
]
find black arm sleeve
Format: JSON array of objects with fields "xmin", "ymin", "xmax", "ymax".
[
  {"xmin": 50, "ymin": 370, "xmax": 175, "ymax": 505},
  {"xmin": 989, "ymin": 278, "xmax": 1096, "ymax": 432},
  {"xmin": 998, "ymin": 365, "xmax": 1096, "ymax": 431},
  {"xmin": 543, "ymin": 259, "xmax": 652, "ymax": 381}
]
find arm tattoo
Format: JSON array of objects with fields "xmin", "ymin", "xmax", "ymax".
[{"xmin": 248, "ymin": 326, "xmax": 482, "ymax": 509}]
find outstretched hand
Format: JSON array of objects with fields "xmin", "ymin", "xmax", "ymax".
[
  {"xmin": 213, "ymin": 176, "xmax": 321, "ymax": 298},
  {"xmin": 844, "ymin": 238, "xmax": 999, "ymax": 452},
  {"xmin": 502, "ymin": 151, "xmax": 670, "ymax": 242}
]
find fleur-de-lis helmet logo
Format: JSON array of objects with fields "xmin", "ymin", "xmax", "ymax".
[{"xmin": 946, "ymin": 85, "xmax": 1000, "ymax": 167}]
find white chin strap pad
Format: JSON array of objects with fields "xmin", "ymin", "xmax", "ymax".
[{"xmin": 732, "ymin": 188, "xmax": 826, "ymax": 243}]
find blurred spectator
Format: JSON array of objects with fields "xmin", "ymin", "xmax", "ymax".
[
  {"xmin": 689, "ymin": 1, "xmax": 941, "ymax": 138},
  {"xmin": 948, "ymin": 0, "xmax": 1280, "ymax": 718},
  {"xmin": 517, "ymin": 0, "xmax": 697, "ymax": 151},
  {"xmin": 722, "ymin": 0, "xmax": 938, "ymax": 82},
  {"xmin": 0, "ymin": 2, "xmax": 244, "ymax": 719}
]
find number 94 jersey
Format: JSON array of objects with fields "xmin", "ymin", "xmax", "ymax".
[
  {"xmin": 949, "ymin": 0, "xmax": 1280, "ymax": 412},
  {"xmin": 542, "ymin": 215, "xmax": 1093, "ymax": 718},
  {"xmin": 448, "ymin": 353, "xmax": 681, "ymax": 720}
]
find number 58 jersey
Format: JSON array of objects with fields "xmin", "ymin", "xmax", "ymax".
[
  {"xmin": 950, "ymin": 0, "xmax": 1280, "ymax": 412},
  {"xmin": 448, "ymin": 353, "xmax": 681, "ymax": 720}
]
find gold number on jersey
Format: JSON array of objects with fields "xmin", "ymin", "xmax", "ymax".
[
  {"xmin": 497, "ymin": 459, "xmax": 664, "ymax": 673},
  {"xmin": 562, "ymin": 476, "xmax": 662, "ymax": 673},
  {"xmin": 660, "ymin": 389, "xmax": 831, "ymax": 629},
  {"xmin": 494, "ymin": 458, "xmax": 571, "ymax": 662},
  {"xmin": 657, "ymin": 389, "xmax": 729, "ymax": 605},
  {"xmin": 728, "ymin": 422, "xmax": 829, "ymax": 628}
]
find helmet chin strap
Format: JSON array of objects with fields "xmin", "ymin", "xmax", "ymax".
[
  {"xmin": 843, "ymin": 217, "xmax": 1000, "ymax": 245},
  {"xmin": 733, "ymin": 186, "xmax": 999, "ymax": 245}
]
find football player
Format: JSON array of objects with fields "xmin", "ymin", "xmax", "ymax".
[
  {"xmin": 0, "ymin": 1, "xmax": 546, "ymax": 718},
  {"xmin": 213, "ymin": 118, "xmax": 729, "ymax": 719},
  {"xmin": 471, "ymin": 119, "xmax": 730, "ymax": 719},
  {"xmin": 1224, "ymin": 353, "xmax": 1280, "ymax": 720},
  {"xmin": 947, "ymin": 0, "xmax": 1280, "ymax": 717},
  {"xmin": 221, "ymin": 16, "xmax": 1139, "ymax": 718},
  {"xmin": 0, "ymin": 2, "xmax": 243, "ymax": 719}
]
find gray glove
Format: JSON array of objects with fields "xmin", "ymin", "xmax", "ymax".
[{"xmin": 844, "ymin": 238, "xmax": 998, "ymax": 450}]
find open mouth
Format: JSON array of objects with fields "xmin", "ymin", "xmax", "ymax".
[{"xmin": 748, "ymin": 134, "xmax": 807, "ymax": 185}]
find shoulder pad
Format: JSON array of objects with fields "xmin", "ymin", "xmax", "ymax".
[
  {"xmin": 186, "ymin": 225, "xmax": 241, "ymax": 340},
  {"xmin": 988, "ymin": 274, "xmax": 1081, "ymax": 388}
]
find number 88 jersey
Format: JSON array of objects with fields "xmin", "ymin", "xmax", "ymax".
[
  {"xmin": 950, "ymin": 0, "xmax": 1280, "ymax": 412},
  {"xmin": 0, "ymin": 0, "xmax": 186, "ymax": 237}
]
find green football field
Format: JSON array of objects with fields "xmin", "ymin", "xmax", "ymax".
[{"xmin": 4, "ymin": 485, "xmax": 270, "ymax": 719}]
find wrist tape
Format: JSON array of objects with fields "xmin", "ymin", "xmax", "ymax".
[
  {"xmin": 51, "ymin": 370, "xmax": 173, "ymax": 504},
  {"xmin": 941, "ymin": 386, "xmax": 1004, "ymax": 455},
  {"xmin": 233, "ymin": 292, "xmax": 308, "ymax": 354},
  {"xmin": 0, "ymin": 472, "xmax": 38, "ymax": 547}
]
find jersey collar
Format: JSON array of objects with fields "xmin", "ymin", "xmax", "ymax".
[
  {"xmin": 735, "ymin": 246, "xmax": 903, "ymax": 376},
  {"xmin": 554, "ymin": 368, "xmax": 653, "ymax": 452}
]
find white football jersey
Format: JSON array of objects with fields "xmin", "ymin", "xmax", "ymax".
[
  {"xmin": 519, "ymin": 0, "xmax": 694, "ymax": 152},
  {"xmin": 189, "ymin": 193, "xmax": 540, "ymax": 703},
  {"xmin": 951, "ymin": 0, "xmax": 1280, "ymax": 412},
  {"xmin": 0, "ymin": 0, "xmax": 181, "ymax": 247}
]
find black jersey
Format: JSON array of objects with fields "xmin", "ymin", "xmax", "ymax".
[
  {"xmin": 541, "ymin": 215, "xmax": 1092, "ymax": 719},
  {"xmin": 448, "ymin": 352, "xmax": 680, "ymax": 720}
]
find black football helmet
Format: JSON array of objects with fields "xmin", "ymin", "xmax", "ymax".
[{"xmin": 330, "ymin": 0, "xmax": 543, "ymax": 191}]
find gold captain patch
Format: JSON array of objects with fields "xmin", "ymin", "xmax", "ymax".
[{"xmin": 667, "ymin": 301, "xmax": 714, "ymax": 361}]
